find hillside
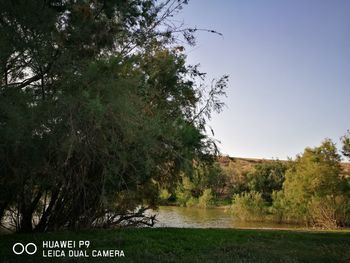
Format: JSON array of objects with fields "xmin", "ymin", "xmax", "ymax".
[{"xmin": 218, "ymin": 155, "xmax": 350, "ymax": 172}]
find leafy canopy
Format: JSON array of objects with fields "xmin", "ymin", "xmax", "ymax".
[{"xmin": 0, "ymin": 0, "xmax": 227, "ymax": 232}]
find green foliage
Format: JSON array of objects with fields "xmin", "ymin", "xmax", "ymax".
[
  {"xmin": 220, "ymin": 158, "xmax": 251, "ymax": 195},
  {"xmin": 0, "ymin": 0, "xmax": 228, "ymax": 232},
  {"xmin": 159, "ymin": 189, "xmax": 172, "ymax": 205},
  {"xmin": 198, "ymin": 189, "xmax": 213, "ymax": 208},
  {"xmin": 175, "ymin": 176, "xmax": 194, "ymax": 207},
  {"xmin": 173, "ymin": 162, "xmax": 227, "ymax": 207},
  {"xmin": 186, "ymin": 197, "xmax": 198, "ymax": 207},
  {"xmin": 273, "ymin": 139, "xmax": 350, "ymax": 227},
  {"xmin": 341, "ymin": 130, "xmax": 350, "ymax": 161},
  {"xmin": 189, "ymin": 162, "xmax": 228, "ymax": 198},
  {"xmin": 231, "ymin": 191, "xmax": 266, "ymax": 221},
  {"xmin": 271, "ymin": 190, "xmax": 286, "ymax": 223},
  {"xmin": 202, "ymin": 163, "xmax": 229, "ymax": 197},
  {"xmin": 247, "ymin": 161, "xmax": 287, "ymax": 203}
]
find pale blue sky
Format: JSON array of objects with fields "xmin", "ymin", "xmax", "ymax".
[{"xmin": 178, "ymin": 0, "xmax": 350, "ymax": 159}]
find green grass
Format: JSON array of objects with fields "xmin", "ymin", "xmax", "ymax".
[{"xmin": 1, "ymin": 228, "xmax": 350, "ymax": 262}]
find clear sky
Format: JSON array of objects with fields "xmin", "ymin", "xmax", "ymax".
[{"xmin": 178, "ymin": 0, "xmax": 350, "ymax": 160}]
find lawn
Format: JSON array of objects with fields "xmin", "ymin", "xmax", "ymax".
[{"xmin": 0, "ymin": 228, "xmax": 349, "ymax": 262}]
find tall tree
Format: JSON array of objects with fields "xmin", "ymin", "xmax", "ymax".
[
  {"xmin": 275, "ymin": 140, "xmax": 350, "ymax": 227},
  {"xmin": 0, "ymin": 0, "xmax": 227, "ymax": 232}
]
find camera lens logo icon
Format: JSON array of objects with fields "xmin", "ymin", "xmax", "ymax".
[{"xmin": 12, "ymin": 243, "xmax": 37, "ymax": 255}]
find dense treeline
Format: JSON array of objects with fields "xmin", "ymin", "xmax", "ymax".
[
  {"xmin": 0, "ymin": 0, "xmax": 227, "ymax": 232},
  {"xmin": 168, "ymin": 133, "xmax": 350, "ymax": 228}
]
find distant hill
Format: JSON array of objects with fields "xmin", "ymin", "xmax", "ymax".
[
  {"xmin": 342, "ymin": 162, "xmax": 350, "ymax": 173},
  {"xmin": 217, "ymin": 156, "xmax": 283, "ymax": 170},
  {"xmin": 217, "ymin": 155, "xmax": 350, "ymax": 174}
]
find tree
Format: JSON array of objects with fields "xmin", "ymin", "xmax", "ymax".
[
  {"xmin": 341, "ymin": 130, "xmax": 350, "ymax": 161},
  {"xmin": 247, "ymin": 161, "xmax": 287, "ymax": 203},
  {"xmin": 173, "ymin": 161, "xmax": 227, "ymax": 207},
  {"xmin": 0, "ymin": 0, "xmax": 227, "ymax": 232},
  {"xmin": 274, "ymin": 139, "xmax": 350, "ymax": 228}
]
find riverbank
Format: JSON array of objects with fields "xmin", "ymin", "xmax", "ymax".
[{"xmin": 1, "ymin": 228, "xmax": 349, "ymax": 262}]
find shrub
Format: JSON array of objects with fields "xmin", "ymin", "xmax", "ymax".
[
  {"xmin": 308, "ymin": 195, "xmax": 350, "ymax": 229},
  {"xmin": 271, "ymin": 190, "xmax": 285, "ymax": 223},
  {"xmin": 175, "ymin": 186, "xmax": 192, "ymax": 207},
  {"xmin": 186, "ymin": 197, "xmax": 198, "ymax": 207},
  {"xmin": 198, "ymin": 189, "xmax": 213, "ymax": 208},
  {"xmin": 231, "ymin": 191, "xmax": 266, "ymax": 221},
  {"xmin": 159, "ymin": 189, "xmax": 171, "ymax": 204}
]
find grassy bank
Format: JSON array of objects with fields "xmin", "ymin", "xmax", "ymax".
[{"xmin": 1, "ymin": 228, "xmax": 349, "ymax": 262}]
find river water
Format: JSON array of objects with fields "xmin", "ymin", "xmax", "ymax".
[{"xmin": 151, "ymin": 206, "xmax": 304, "ymax": 229}]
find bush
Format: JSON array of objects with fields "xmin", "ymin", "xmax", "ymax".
[
  {"xmin": 175, "ymin": 176, "xmax": 195, "ymax": 206},
  {"xmin": 231, "ymin": 191, "xmax": 266, "ymax": 221},
  {"xmin": 270, "ymin": 191, "xmax": 285, "ymax": 223},
  {"xmin": 159, "ymin": 189, "xmax": 172, "ymax": 204},
  {"xmin": 198, "ymin": 189, "xmax": 213, "ymax": 208},
  {"xmin": 308, "ymin": 195, "xmax": 350, "ymax": 229},
  {"xmin": 186, "ymin": 197, "xmax": 198, "ymax": 207},
  {"xmin": 175, "ymin": 186, "xmax": 192, "ymax": 207}
]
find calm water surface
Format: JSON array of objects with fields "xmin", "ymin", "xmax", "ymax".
[{"xmin": 152, "ymin": 206, "xmax": 305, "ymax": 229}]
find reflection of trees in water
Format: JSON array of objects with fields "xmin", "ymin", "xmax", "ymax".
[
  {"xmin": 154, "ymin": 207, "xmax": 310, "ymax": 229},
  {"xmin": 155, "ymin": 207, "xmax": 233, "ymax": 228}
]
